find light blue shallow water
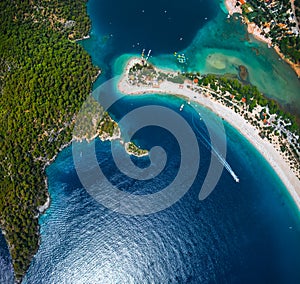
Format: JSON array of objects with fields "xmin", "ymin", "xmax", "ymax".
[
  {"xmin": 1, "ymin": 0, "xmax": 300, "ymax": 283},
  {"xmin": 82, "ymin": 0, "xmax": 300, "ymax": 113},
  {"xmin": 150, "ymin": 12, "xmax": 300, "ymax": 116},
  {"xmin": 24, "ymin": 1, "xmax": 300, "ymax": 283}
]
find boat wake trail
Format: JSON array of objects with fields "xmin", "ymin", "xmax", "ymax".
[
  {"xmin": 211, "ymin": 146, "xmax": 240, "ymax": 183},
  {"xmin": 192, "ymin": 114, "xmax": 239, "ymax": 183}
]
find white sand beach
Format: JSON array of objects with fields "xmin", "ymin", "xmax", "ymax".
[
  {"xmin": 118, "ymin": 58, "xmax": 300, "ymax": 210},
  {"xmin": 225, "ymin": 0, "xmax": 242, "ymax": 15}
]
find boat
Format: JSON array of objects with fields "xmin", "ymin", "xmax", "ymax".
[
  {"xmin": 174, "ymin": 52, "xmax": 187, "ymax": 64},
  {"xmin": 180, "ymin": 104, "xmax": 184, "ymax": 111}
]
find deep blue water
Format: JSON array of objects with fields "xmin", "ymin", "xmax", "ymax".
[
  {"xmin": 0, "ymin": 232, "xmax": 14, "ymax": 283},
  {"xmin": 23, "ymin": 95, "xmax": 300, "ymax": 283},
  {"xmin": 81, "ymin": 0, "xmax": 218, "ymax": 82},
  {"xmin": 88, "ymin": 0, "xmax": 218, "ymax": 53},
  {"xmin": 1, "ymin": 0, "xmax": 300, "ymax": 283},
  {"xmin": 81, "ymin": 0, "xmax": 300, "ymax": 115}
]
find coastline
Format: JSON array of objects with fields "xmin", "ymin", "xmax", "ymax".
[
  {"xmin": 224, "ymin": 0, "xmax": 300, "ymax": 78},
  {"xmin": 0, "ymin": 0, "xmax": 103, "ymax": 281},
  {"xmin": 11, "ymin": 0, "xmax": 300, "ymax": 280},
  {"xmin": 35, "ymin": 50, "xmax": 103, "ymax": 229},
  {"xmin": 118, "ymin": 58, "xmax": 300, "ymax": 210},
  {"xmin": 273, "ymin": 45, "xmax": 300, "ymax": 78},
  {"xmin": 38, "ymin": 139, "xmax": 75, "ymax": 215}
]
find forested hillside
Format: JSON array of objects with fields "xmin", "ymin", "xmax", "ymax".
[{"xmin": 0, "ymin": 0, "xmax": 98, "ymax": 280}]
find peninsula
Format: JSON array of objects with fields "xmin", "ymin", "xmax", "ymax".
[
  {"xmin": 118, "ymin": 58, "xmax": 300, "ymax": 209},
  {"xmin": 0, "ymin": 2, "xmax": 146, "ymax": 281},
  {"xmin": 72, "ymin": 95, "xmax": 149, "ymax": 157},
  {"xmin": 1, "ymin": 0, "xmax": 299, "ymax": 282}
]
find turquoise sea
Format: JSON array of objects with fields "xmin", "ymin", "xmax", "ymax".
[
  {"xmin": 1, "ymin": 1, "xmax": 300, "ymax": 283},
  {"xmin": 82, "ymin": 0, "xmax": 300, "ymax": 114}
]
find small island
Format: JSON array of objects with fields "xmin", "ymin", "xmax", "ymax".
[
  {"xmin": 118, "ymin": 57, "xmax": 300, "ymax": 208},
  {"xmin": 125, "ymin": 142, "xmax": 149, "ymax": 157},
  {"xmin": 0, "ymin": 0, "xmax": 299, "ymax": 281}
]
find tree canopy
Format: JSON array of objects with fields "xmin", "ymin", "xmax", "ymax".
[{"xmin": 0, "ymin": 0, "xmax": 98, "ymax": 280}]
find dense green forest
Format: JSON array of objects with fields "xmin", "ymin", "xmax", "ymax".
[
  {"xmin": 280, "ymin": 35, "xmax": 300, "ymax": 62},
  {"xmin": 0, "ymin": 0, "xmax": 98, "ymax": 280}
]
